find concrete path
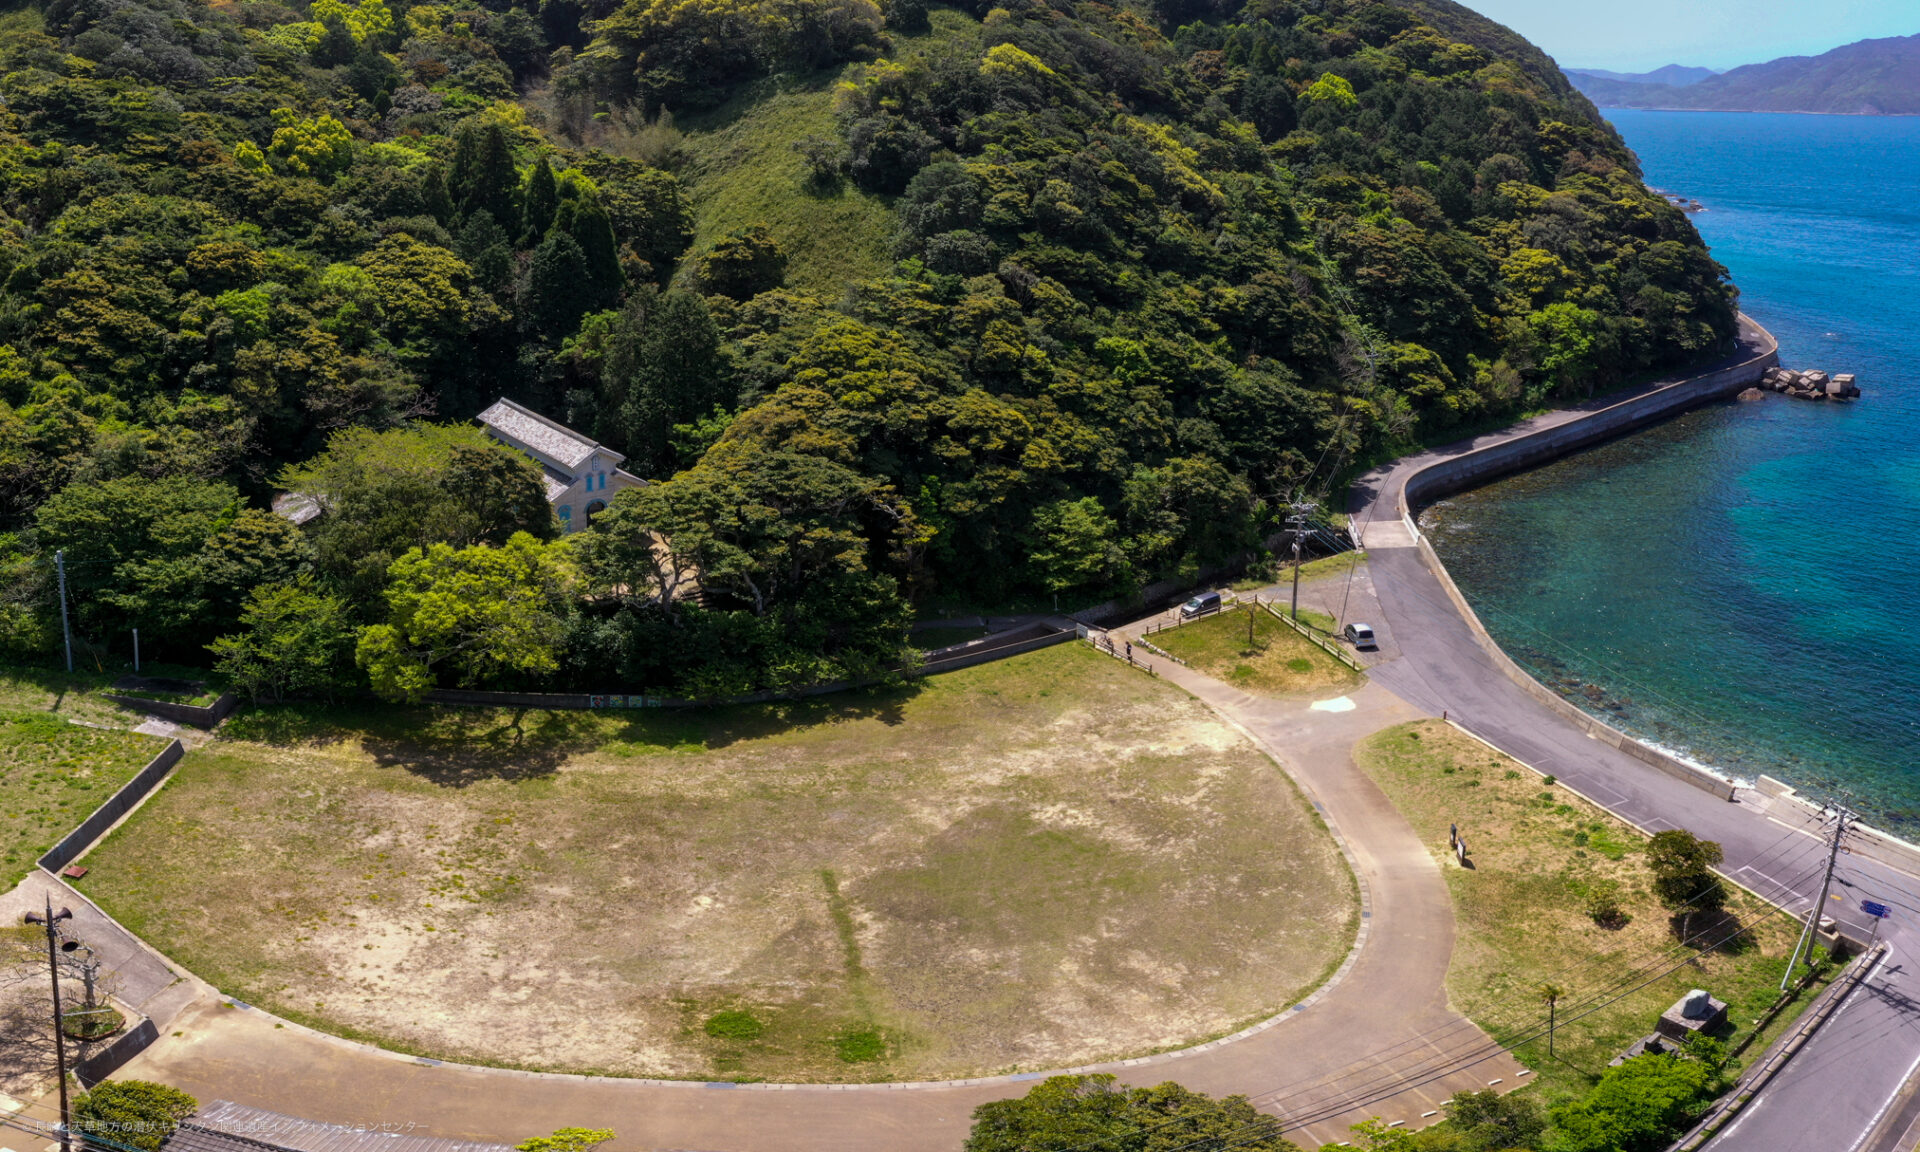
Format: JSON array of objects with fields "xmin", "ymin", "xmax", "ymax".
[{"xmin": 86, "ymin": 659, "xmax": 1522, "ymax": 1151}]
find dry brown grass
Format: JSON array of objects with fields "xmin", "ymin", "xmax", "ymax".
[
  {"xmin": 79, "ymin": 644, "xmax": 1357, "ymax": 1082},
  {"xmin": 1355, "ymin": 721, "xmax": 1827, "ymax": 1102}
]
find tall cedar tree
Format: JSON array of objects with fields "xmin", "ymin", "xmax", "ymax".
[{"xmin": 449, "ymin": 121, "xmax": 519, "ymax": 227}]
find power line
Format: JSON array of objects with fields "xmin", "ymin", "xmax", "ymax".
[{"xmin": 1031, "ymin": 831, "xmax": 1825, "ymax": 1152}]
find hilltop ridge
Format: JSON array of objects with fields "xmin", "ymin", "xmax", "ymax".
[
  {"xmin": 0, "ymin": 0, "xmax": 1739, "ymax": 695},
  {"xmin": 1567, "ymin": 35, "xmax": 1920, "ymax": 114}
]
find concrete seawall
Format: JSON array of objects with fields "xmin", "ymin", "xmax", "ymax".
[
  {"xmin": 1401, "ymin": 323, "xmax": 1779, "ymax": 512},
  {"xmin": 1383, "ymin": 316, "xmax": 1779, "ymax": 804}
]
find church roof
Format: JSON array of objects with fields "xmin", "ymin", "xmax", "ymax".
[{"xmin": 476, "ymin": 397, "xmax": 623, "ymax": 472}]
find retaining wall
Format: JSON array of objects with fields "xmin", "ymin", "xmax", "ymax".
[
  {"xmin": 102, "ymin": 691, "xmax": 238, "ymax": 729},
  {"xmin": 422, "ymin": 627, "xmax": 1076, "ymax": 712},
  {"xmin": 39, "ymin": 738, "xmax": 184, "ymax": 874},
  {"xmin": 74, "ymin": 1014, "xmax": 159, "ymax": 1087},
  {"xmin": 919, "ymin": 627, "xmax": 1074, "ymax": 675}
]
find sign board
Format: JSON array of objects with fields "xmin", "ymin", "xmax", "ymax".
[{"xmin": 1862, "ymin": 899, "xmax": 1893, "ymax": 919}]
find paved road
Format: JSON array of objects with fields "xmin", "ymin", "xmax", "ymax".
[
  {"xmin": 1347, "ymin": 315, "xmax": 1920, "ymax": 1152},
  {"xmin": 18, "ymin": 313, "xmax": 1909, "ymax": 1149},
  {"xmin": 1713, "ymin": 950, "xmax": 1920, "ymax": 1152},
  {"xmin": 38, "ymin": 658, "xmax": 1520, "ymax": 1151}
]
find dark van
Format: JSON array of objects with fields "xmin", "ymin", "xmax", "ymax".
[{"xmin": 1181, "ymin": 591, "xmax": 1224, "ymax": 619}]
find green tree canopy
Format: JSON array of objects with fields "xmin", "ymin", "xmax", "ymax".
[
  {"xmin": 966, "ymin": 1075, "xmax": 1299, "ymax": 1152},
  {"xmin": 356, "ymin": 532, "xmax": 571, "ymax": 701},
  {"xmin": 278, "ymin": 424, "xmax": 555, "ymax": 603},
  {"xmin": 1645, "ymin": 828, "xmax": 1728, "ymax": 920},
  {"xmin": 72, "ymin": 1081, "xmax": 199, "ymax": 1152},
  {"xmin": 210, "ymin": 577, "xmax": 358, "ymax": 703},
  {"xmin": 1547, "ymin": 1053, "xmax": 1720, "ymax": 1152}
]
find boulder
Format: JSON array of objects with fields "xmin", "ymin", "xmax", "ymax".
[{"xmin": 1737, "ymin": 387, "xmax": 1764, "ymax": 402}]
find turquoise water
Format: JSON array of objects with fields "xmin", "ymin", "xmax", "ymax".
[{"xmin": 1422, "ymin": 110, "xmax": 1920, "ymax": 830}]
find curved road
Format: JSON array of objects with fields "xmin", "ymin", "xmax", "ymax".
[
  {"xmin": 83, "ymin": 663, "xmax": 1522, "ymax": 1150},
  {"xmin": 22, "ymin": 314, "xmax": 1915, "ymax": 1150},
  {"xmin": 1349, "ymin": 314, "xmax": 1920, "ymax": 1152}
]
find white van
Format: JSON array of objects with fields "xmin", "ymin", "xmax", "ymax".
[{"xmin": 1343, "ymin": 622, "xmax": 1377, "ymax": 650}]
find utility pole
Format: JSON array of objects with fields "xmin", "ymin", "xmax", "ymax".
[
  {"xmin": 56, "ymin": 549, "xmax": 72, "ymax": 673},
  {"xmin": 133, "ymin": 628, "xmax": 140, "ymax": 673},
  {"xmin": 1782, "ymin": 804, "xmax": 1854, "ymax": 992},
  {"xmin": 25, "ymin": 898, "xmax": 74, "ymax": 1152},
  {"xmin": 1286, "ymin": 502, "xmax": 1315, "ymax": 621}
]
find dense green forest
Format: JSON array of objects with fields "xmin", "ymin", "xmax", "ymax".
[{"xmin": 0, "ymin": 0, "xmax": 1739, "ymax": 698}]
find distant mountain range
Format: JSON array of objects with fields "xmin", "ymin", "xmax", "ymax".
[
  {"xmin": 1567, "ymin": 64, "xmax": 1719, "ymax": 88},
  {"xmin": 1566, "ymin": 34, "xmax": 1920, "ymax": 114}
]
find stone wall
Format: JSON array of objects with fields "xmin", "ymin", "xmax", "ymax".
[{"xmin": 102, "ymin": 692, "xmax": 238, "ymax": 729}]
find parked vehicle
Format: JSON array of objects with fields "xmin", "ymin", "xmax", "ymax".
[
  {"xmin": 1343, "ymin": 622, "xmax": 1377, "ymax": 650},
  {"xmin": 1181, "ymin": 591, "xmax": 1224, "ymax": 619}
]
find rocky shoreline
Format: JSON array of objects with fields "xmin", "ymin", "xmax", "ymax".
[{"xmin": 1741, "ymin": 366, "xmax": 1861, "ymax": 402}]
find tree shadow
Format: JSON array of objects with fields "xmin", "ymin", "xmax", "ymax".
[
  {"xmin": 1670, "ymin": 907, "xmax": 1758, "ymax": 956},
  {"xmin": 225, "ymin": 681, "xmax": 927, "ymax": 786},
  {"xmin": 602, "ymin": 682, "xmax": 923, "ymax": 751},
  {"xmin": 360, "ymin": 707, "xmax": 599, "ymax": 786}
]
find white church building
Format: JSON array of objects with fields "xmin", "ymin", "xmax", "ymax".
[{"xmin": 476, "ymin": 397, "xmax": 647, "ymax": 533}]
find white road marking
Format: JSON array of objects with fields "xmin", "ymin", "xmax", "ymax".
[{"xmin": 1845, "ymin": 953, "xmax": 1908, "ymax": 1152}]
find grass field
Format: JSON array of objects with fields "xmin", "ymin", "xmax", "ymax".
[
  {"xmin": 1153, "ymin": 608, "xmax": 1359, "ymax": 697},
  {"xmin": 78, "ymin": 644, "xmax": 1357, "ymax": 1082},
  {"xmin": 0, "ymin": 711, "xmax": 164, "ymax": 886},
  {"xmin": 1355, "ymin": 722, "xmax": 1831, "ymax": 1104}
]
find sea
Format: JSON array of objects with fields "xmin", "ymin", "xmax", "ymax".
[{"xmin": 1420, "ymin": 109, "xmax": 1920, "ymax": 832}]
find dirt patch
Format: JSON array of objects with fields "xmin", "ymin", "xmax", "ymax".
[{"xmin": 77, "ymin": 644, "xmax": 1356, "ymax": 1082}]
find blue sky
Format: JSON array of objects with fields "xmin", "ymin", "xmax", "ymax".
[{"xmin": 1459, "ymin": 0, "xmax": 1920, "ymax": 72}]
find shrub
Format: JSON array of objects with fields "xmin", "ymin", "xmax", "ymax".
[{"xmin": 71, "ymin": 1081, "xmax": 198, "ymax": 1152}]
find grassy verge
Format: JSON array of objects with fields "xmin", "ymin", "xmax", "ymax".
[
  {"xmin": 1153, "ymin": 608, "xmax": 1359, "ymax": 696},
  {"xmin": 0, "ymin": 711, "xmax": 165, "ymax": 886},
  {"xmin": 672, "ymin": 9, "xmax": 983, "ymax": 296},
  {"xmin": 1355, "ymin": 721, "xmax": 1831, "ymax": 1105},
  {"xmin": 78, "ymin": 644, "xmax": 1356, "ymax": 1082},
  {"xmin": 1234, "ymin": 551, "xmax": 1368, "ymax": 592}
]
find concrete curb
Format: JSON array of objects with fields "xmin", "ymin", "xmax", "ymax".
[{"xmin": 1668, "ymin": 944, "xmax": 1885, "ymax": 1150}]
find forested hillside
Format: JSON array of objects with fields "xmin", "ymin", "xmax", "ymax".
[{"xmin": 0, "ymin": 0, "xmax": 1739, "ymax": 698}]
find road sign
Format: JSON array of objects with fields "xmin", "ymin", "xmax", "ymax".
[{"xmin": 1862, "ymin": 899, "xmax": 1892, "ymax": 919}]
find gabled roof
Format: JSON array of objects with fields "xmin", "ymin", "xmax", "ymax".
[{"xmin": 476, "ymin": 397, "xmax": 624, "ymax": 472}]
